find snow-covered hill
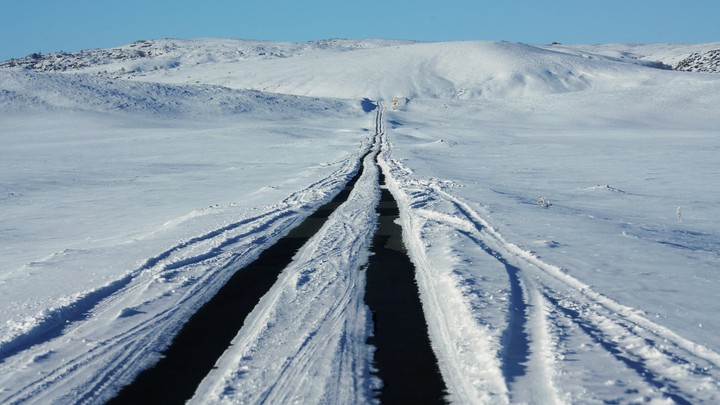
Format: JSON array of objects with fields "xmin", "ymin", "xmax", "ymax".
[
  {"xmin": 4, "ymin": 39, "xmax": 719, "ymax": 101},
  {"xmin": 2, "ymin": 38, "xmax": 720, "ymax": 404},
  {"xmin": 6, "ymin": 38, "xmax": 720, "ymax": 77},
  {"xmin": 539, "ymin": 42, "xmax": 720, "ymax": 72},
  {"xmin": 0, "ymin": 38, "xmax": 413, "ymax": 75},
  {"xmin": 0, "ymin": 69, "xmax": 346, "ymax": 115}
]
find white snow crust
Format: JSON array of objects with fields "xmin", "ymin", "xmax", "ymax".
[{"xmin": 1, "ymin": 39, "xmax": 719, "ymax": 404}]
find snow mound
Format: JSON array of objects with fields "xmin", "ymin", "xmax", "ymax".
[{"xmin": 582, "ymin": 184, "xmax": 627, "ymax": 193}]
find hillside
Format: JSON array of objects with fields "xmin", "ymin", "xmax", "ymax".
[{"xmin": 3, "ymin": 39, "xmax": 719, "ymax": 101}]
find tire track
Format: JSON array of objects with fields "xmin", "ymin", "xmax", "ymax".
[
  {"xmin": 0, "ymin": 152, "xmax": 363, "ymax": 365},
  {"xmin": 108, "ymin": 144, "xmax": 376, "ymax": 404},
  {"xmin": 191, "ymin": 132, "xmax": 382, "ymax": 404},
  {"xmin": 436, "ymin": 185, "xmax": 719, "ymax": 403},
  {"xmin": 378, "ymin": 138, "xmax": 510, "ymax": 403},
  {"xmin": 378, "ymin": 134, "xmax": 720, "ymax": 403},
  {"xmin": 364, "ymin": 141, "xmax": 448, "ymax": 402},
  {"xmin": 0, "ymin": 140, "xmax": 373, "ymax": 404}
]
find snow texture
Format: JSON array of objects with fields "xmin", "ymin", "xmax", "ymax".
[{"xmin": 1, "ymin": 39, "xmax": 719, "ymax": 404}]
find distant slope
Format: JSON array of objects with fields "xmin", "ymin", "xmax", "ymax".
[
  {"xmin": 164, "ymin": 40, "xmax": 715, "ymax": 99},
  {"xmin": 0, "ymin": 38, "xmax": 414, "ymax": 74},
  {"xmin": 4, "ymin": 39, "xmax": 719, "ymax": 102},
  {"xmin": 0, "ymin": 69, "xmax": 348, "ymax": 115},
  {"xmin": 541, "ymin": 42, "xmax": 720, "ymax": 73},
  {"xmin": 674, "ymin": 49, "xmax": 720, "ymax": 73}
]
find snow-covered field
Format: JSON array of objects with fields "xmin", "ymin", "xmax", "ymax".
[{"xmin": 1, "ymin": 39, "xmax": 719, "ymax": 403}]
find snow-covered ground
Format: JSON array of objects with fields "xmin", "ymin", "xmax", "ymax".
[{"xmin": 1, "ymin": 39, "xmax": 719, "ymax": 403}]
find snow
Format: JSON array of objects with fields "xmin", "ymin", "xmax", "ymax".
[
  {"xmin": 539, "ymin": 42, "xmax": 720, "ymax": 72},
  {"xmin": 377, "ymin": 78, "xmax": 720, "ymax": 402},
  {"xmin": 120, "ymin": 40, "xmax": 678, "ymax": 100},
  {"xmin": 0, "ymin": 70, "xmax": 372, "ymax": 403},
  {"xmin": 1, "ymin": 39, "xmax": 720, "ymax": 403}
]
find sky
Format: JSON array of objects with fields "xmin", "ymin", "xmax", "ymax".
[{"xmin": 1, "ymin": 0, "xmax": 719, "ymax": 61}]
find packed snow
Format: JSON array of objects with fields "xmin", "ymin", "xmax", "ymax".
[{"xmin": 1, "ymin": 39, "xmax": 719, "ymax": 404}]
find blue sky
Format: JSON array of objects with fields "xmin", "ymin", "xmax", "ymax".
[{"xmin": 1, "ymin": 0, "xmax": 718, "ymax": 61}]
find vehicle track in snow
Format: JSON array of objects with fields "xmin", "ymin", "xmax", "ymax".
[
  {"xmin": 107, "ymin": 148, "xmax": 373, "ymax": 403},
  {"xmin": 0, "ymin": 137, "xmax": 373, "ymax": 404},
  {"xmin": 190, "ymin": 102, "xmax": 447, "ymax": 403},
  {"xmin": 439, "ymin": 186, "xmax": 720, "ymax": 403},
  {"xmin": 364, "ymin": 104, "xmax": 448, "ymax": 404},
  {"xmin": 378, "ymin": 132, "xmax": 720, "ymax": 403},
  {"xmin": 191, "ymin": 144, "xmax": 382, "ymax": 404},
  {"xmin": 5, "ymin": 99, "xmax": 715, "ymax": 403},
  {"xmin": 0, "ymin": 101, "xmax": 452, "ymax": 404}
]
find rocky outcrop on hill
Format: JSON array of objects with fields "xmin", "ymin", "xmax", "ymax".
[{"xmin": 674, "ymin": 49, "xmax": 720, "ymax": 73}]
